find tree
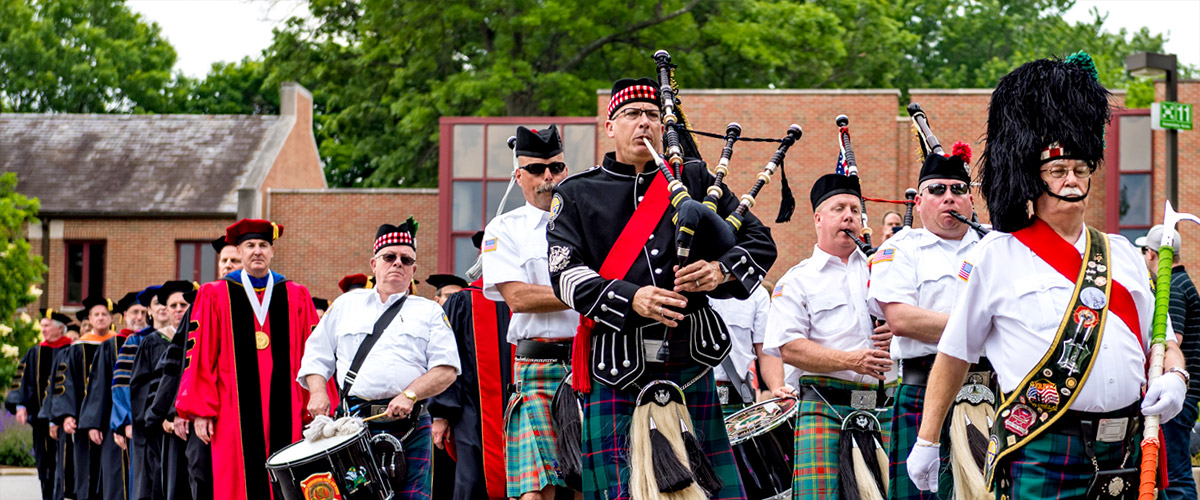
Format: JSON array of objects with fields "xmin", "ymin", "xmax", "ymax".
[
  {"xmin": 171, "ymin": 58, "xmax": 280, "ymax": 115},
  {"xmin": 0, "ymin": 173, "xmax": 46, "ymax": 390},
  {"xmin": 0, "ymin": 0, "xmax": 180, "ymax": 113}
]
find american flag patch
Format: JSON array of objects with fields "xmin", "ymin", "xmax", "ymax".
[
  {"xmin": 873, "ymin": 248, "xmax": 895, "ymax": 264},
  {"xmin": 958, "ymin": 261, "xmax": 973, "ymax": 281},
  {"xmin": 482, "ymin": 238, "xmax": 498, "ymax": 253},
  {"xmin": 772, "ymin": 284, "xmax": 785, "ymax": 298}
]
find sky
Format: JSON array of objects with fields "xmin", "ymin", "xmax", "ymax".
[{"xmin": 128, "ymin": 0, "xmax": 1200, "ymax": 80}]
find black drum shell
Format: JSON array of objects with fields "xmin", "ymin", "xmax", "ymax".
[{"xmin": 266, "ymin": 430, "xmax": 394, "ymax": 500}]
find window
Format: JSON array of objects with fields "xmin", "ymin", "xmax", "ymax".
[
  {"xmin": 1113, "ymin": 113, "xmax": 1153, "ymax": 242},
  {"xmin": 177, "ymin": 241, "xmax": 217, "ymax": 283},
  {"xmin": 64, "ymin": 241, "xmax": 105, "ymax": 305},
  {"xmin": 439, "ymin": 117, "xmax": 597, "ymax": 277}
]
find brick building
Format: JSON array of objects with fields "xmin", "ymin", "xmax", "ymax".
[
  {"xmin": 5, "ymin": 79, "xmax": 1197, "ymax": 314},
  {"xmin": 3, "ymin": 82, "xmax": 326, "ymax": 312}
]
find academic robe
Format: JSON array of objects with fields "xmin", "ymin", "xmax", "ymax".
[
  {"xmin": 6, "ymin": 337, "xmax": 73, "ymax": 500},
  {"xmin": 427, "ymin": 285, "xmax": 513, "ymax": 500},
  {"xmin": 175, "ymin": 272, "xmax": 325, "ymax": 500},
  {"xmin": 112, "ymin": 329, "xmax": 153, "ymax": 500},
  {"xmin": 39, "ymin": 345, "xmax": 76, "ymax": 500},
  {"xmin": 48, "ymin": 332, "xmax": 123, "ymax": 500},
  {"xmin": 146, "ymin": 309, "xmax": 198, "ymax": 500},
  {"xmin": 78, "ymin": 331, "xmax": 132, "ymax": 500}
]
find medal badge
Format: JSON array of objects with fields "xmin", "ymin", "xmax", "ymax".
[{"xmin": 256, "ymin": 331, "xmax": 270, "ymax": 350}]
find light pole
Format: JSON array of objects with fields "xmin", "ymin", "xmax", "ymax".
[{"xmin": 1126, "ymin": 51, "xmax": 1179, "ymax": 206}]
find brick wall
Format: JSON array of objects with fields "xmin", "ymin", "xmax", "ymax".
[
  {"xmin": 1153, "ymin": 80, "xmax": 1200, "ymax": 272},
  {"xmin": 266, "ymin": 189, "xmax": 441, "ymax": 302},
  {"xmin": 32, "ymin": 217, "xmax": 234, "ymax": 312}
]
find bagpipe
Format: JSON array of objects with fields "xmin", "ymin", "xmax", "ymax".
[
  {"xmin": 908, "ymin": 102, "xmax": 989, "ymax": 238},
  {"xmin": 835, "ymin": 114, "xmax": 875, "ymax": 255},
  {"xmin": 1140, "ymin": 202, "xmax": 1200, "ymax": 498},
  {"xmin": 647, "ymin": 50, "xmax": 800, "ymax": 265}
]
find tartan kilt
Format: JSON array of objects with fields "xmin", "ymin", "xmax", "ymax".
[
  {"xmin": 581, "ymin": 363, "xmax": 746, "ymax": 500},
  {"xmin": 889, "ymin": 382, "xmax": 955, "ymax": 500},
  {"xmin": 993, "ymin": 427, "xmax": 1139, "ymax": 500},
  {"xmin": 505, "ymin": 359, "xmax": 569, "ymax": 496},
  {"xmin": 367, "ymin": 414, "xmax": 434, "ymax": 500},
  {"xmin": 793, "ymin": 376, "xmax": 894, "ymax": 500}
]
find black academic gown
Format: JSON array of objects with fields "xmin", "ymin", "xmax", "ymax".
[
  {"xmin": 6, "ymin": 339, "xmax": 72, "ymax": 500},
  {"xmin": 427, "ymin": 286, "xmax": 513, "ymax": 500},
  {"xmin": 78, "ymin": 334, "xmax": 131, "ymax": 500},
  {"xmin": 45, "ymin": 335, "xmax": 111, "ymax": 500},
  {"xmin": 145, "ymin": 309, "xmax": 197, "ymax": 500},
  {"xmin": 130, "ymin": 329, "xmax": 175, "ymax": 500},
  {"xmin": 39, "ymin": 346, "xmax": 75, "ymax": 500}
]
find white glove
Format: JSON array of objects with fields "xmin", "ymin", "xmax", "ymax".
[
  {"xmin": 906, "ymin": 438, "xmax": 940, "ymax": 492},
  {"xmin": 1142, "ymin": 371, "xmax": 1188, "ymax": 421}
]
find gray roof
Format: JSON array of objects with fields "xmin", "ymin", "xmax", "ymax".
[{"xmin": 0, "ymin": 114, "xmax": 283, "ymax": 216}]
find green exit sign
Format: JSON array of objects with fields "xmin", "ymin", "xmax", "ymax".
[{"xmin": 1152, "ymin": 101, "xmax": 1193, "ymax": 131}]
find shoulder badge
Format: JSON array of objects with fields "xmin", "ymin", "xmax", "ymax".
[
  {"xmin": 550, "ymin": 193, "xmax": 564, "ymax": 222},
  {"xmin": 873, "ymin": 248, "xmax": 896, "ymax": 264},
  {"xmin": 442, "ymin": 313, "xmax": 452, "ymax": 329},
  {"xmin": 771, "ymin": 283, "xmax": 785, "ymax": 298},
  {"xmin": 482, "ymin": 238, "xmax": 497, "ymax": 253},
  {"xmin": 958, "ymin": 261, "xmax": 973, "ymax": 281},
  {"xmin": 549, "ymin": 245, "xmax": 571, "ymax": 273}
]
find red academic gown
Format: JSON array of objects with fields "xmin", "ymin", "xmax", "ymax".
[{"xmin": 175, "ymin": 272, "xmax": 333, "ymax": 500}]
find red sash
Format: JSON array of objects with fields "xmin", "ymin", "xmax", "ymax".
[
  {"xmin": 470, "ymin": 279, "xmax": 507, "ymax": 498},
  {"xmin": 1011, "ymin": 218, "xmax": 1142, "ymax": 343},
  {"xmin": 571, "ymin": 168, "xmax": 672, "ymax": 393}
]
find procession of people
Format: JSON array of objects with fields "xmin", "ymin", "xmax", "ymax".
[{"xmin": 5, "ymin": 48, "xmax": 1197, "ymax": 500}]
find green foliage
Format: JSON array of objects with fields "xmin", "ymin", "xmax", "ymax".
[
  {"xmin": 0, "ymin": 173, "xmax": 46, "ymax": 389},
  {"xmin": 172, "ymin": 58, "xmax": 281, "ymax": 115},
  {"xmin": 0, "ymin": 0, "xmax": 179, "ymax": 113},
  {"xmin": 0, "ymin": 412, "xmax": 34, "ymax": 467}
]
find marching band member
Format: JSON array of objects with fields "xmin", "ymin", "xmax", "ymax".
[
  {"xmin": 299, "ymin": 219, "xmax": 461, "ymax": 500},
  {"xmin": 709, "ymin": 284, "xmax": 771, "ymax": 414},
  {"xmin": 867, "ymin": 143, "xmax": 982, "ymax": 500},
  {"xmin": 481, "ymin": 125, "xmax": 579, "ymax": 500},
  {"xmin": 547, "ymin": 77, "xmax": 776, "ymax": 500},
  {"xmin": 763, "ymin": 173, "xmax": 895, "ymax": 500},
  {"xmin": 907, "ymin": 52, "xmax": 1187, "ymax": 498}
]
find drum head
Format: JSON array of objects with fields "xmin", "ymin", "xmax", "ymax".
[
  {"xmin": 725, "ymin": 397, "xmax": 798, "ymax": 444},
  {"xmin": 266, "ymin": 430, "xmax": 364, "ymax": 466}
]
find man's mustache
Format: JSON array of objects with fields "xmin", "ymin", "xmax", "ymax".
[
  {"xmin": 536, "ymin": 181, "xmax": 558, "ymax": 194},
  {"xmin": 1058, "ymin": 186, "xmax": 1085, "ymax": 197}
]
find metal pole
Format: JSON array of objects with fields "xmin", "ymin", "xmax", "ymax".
[{"xmin": 1166, "ymin": 69, "xmax": 1179, "ymax": 207}]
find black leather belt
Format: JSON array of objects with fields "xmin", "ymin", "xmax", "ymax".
[
  {"xmin": 515, "ymin": 339, "xmax": 572, "ymax": 362},
  {"xmin": 800, "ymin": 384, "xmax": 892, "ymax": 409},
  {"xmin": 901, "ymin": 355, "xmax": 993, "ymax": 388}
]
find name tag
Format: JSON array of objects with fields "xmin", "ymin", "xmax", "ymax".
[{"xmin": 1096, "ymin": 418, "xmax": 1128, "ymax": 443}]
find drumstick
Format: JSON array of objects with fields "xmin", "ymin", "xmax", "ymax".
[{"xmin": 363, "ymin": 412, "xmax": 390, "ymax": 422}]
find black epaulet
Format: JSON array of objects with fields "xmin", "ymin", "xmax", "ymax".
[{"xmin": 555, "ymin": 165, "xmax": 601, "ymax": 188}]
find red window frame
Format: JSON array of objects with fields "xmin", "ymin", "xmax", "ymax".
[
  {"xmin": 175, "ymin": 240, "xmax": 215, "ymax": 283},
  {"xmin": 436, "ymin": 116, "xmax": 598, "ymax": 275},
  {"xmin": 63, "ymin": 240, "xmax": 105, "ymax": 306},
  {"xmin": 1104, "ymin": 108, "xmax": 1154, "ymax": 236}
]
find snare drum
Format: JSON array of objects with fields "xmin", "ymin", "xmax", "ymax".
[
  {"xmin": 725, "ymin": 397, "xmax": 798, "ymax": 500},
  {"xmin": 266, "ymin": 428, "xmax": 394, "ymax": 500}
]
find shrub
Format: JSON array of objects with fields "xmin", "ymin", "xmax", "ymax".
[{"xmin": 0, "ymin": 412, "xmax": 34, "ymax": 467}]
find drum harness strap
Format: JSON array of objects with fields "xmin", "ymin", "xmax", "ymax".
[{"xmin": 340, "ymin": 294, "xmax": 409, "ymax": 417}]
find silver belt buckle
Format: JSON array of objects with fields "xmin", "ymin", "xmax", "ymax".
[
  {"xmin": 643, "ymin": 339, "xmax": 666, "ymax": 364},
  {"xmin": 369, "ymin": 405, "xmax": 398, "ymax": 423},
  {"xmin": 716, "ymin": 385, "xmax": 730, "ymax": 405},
  {"xmin": 1096, "ymin": 417, "xmax": 1129, "ymax": 443},
  {"xmin": 850, "ymin": 390, "xmax": 877, "ymax": 410}
]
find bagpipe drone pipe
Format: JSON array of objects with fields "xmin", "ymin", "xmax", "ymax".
[{"xmin": 909, "ymin": 102, "xmax": 989, "ymax": 238}]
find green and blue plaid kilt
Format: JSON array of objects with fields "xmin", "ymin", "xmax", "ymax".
[
  {"xmin": 890, "ymin": 382, "xmax": 956, "ymax": 500},
  {"xmin": 793, "ymin": 376, "xmax": 894, "ymax": 500},
  {"xmin": 506, "ymin": 359, "xmax": 569, "ymax": 497},
  {"xmin": 993, "ymin": 425, "xmax": 1139, "ymax": 500},
  {"xmin": 581, "ymin": 363, "xmax": 746, "ymax": 500},
  {"xmin": 367, "ymin": 414, "xmax": 433, "ymax": 500}
]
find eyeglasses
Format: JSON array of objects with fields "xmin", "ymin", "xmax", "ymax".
[
  {"xmin": 924, "ymin": 182, "xmax": 970, "ymax": 196},
  {"xmin": 379, "ymin": 253, "xmax": 416, "ymax": 267},
  {"xmin": 520, "ymin": 162, "xmax": 567, "ymax": 176},
  {"xmin": 1041, "ymin": 165, "xmax": 1093, "ymax": 179},
  {"xmin": 616, "ymin": 107, "xmax": 661, "ymax": 122}
]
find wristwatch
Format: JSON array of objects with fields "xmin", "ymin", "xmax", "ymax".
[
  {"xmin": 403, "ymin": 389, "xmax": 418, "ymax": 402},
  {"xmin": 718, "ymin": 261, "xmax": 731, "ymax": 282},
  {"xmin": 1166, "ymin": 367, "xmax": 1191, "ymax": 384}
]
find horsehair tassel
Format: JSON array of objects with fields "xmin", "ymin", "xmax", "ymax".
[
  {"xmin": 705, "ymin": 122, "xmax": 742, "ymax": 207},
  {"xmin": 907, "ymin": 102, "xmax": 944, "ymax": 156},
  {"xmin": 734, "ymin": 124, "xmax": 802, "ymax": 217},
  {"xmin": 903, "ymin": 188, "xmax": 917, "ymax": 228}
]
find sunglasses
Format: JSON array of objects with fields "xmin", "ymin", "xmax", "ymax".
[
  {"xmin": 924, "ymin": 182, "xmax": 970, "ymax": 196},
  {"xmin": 378, "ymin": 253, "xmax": 417, "ymax": 267},
  {"xmin": 521, "ymin": 162, "xmax": 567, "ymax": 176}
]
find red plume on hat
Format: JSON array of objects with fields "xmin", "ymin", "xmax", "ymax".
[{"xmin": 951, "ymin": 141, "xmax": 972, "ymax": 164}]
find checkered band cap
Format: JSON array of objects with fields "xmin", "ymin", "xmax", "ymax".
[
  {"xmin": 607, "ymin": 78, "xmax": 659, "ymax": 118},
  {"xmin": 1039, "ymin": 141, "xmax": 1072, "ymax": 162},
  {"xmin": 374, "ymin": 231, "xmax": 414, "ymax": 253}
]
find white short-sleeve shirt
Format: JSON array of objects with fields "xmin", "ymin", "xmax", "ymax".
[
  {"xmin": 481, "ymin": 203, "xmax": 580, "ymax": 344},
  {"xmin": 764, "ymin": 246, "xmax": 894, "ymax": 384},
  {"xmin": 297, "ymin": 289, "xmax": 462, "ymax": 401},
  {"xmin": 937, "ymin": 225, "xmax": 1154, "ymax": 412},
  {"xmin": 867, "ymin": 227, "xmax": 980, "ymax": 360},
  {"xmin": 710, "ymin": 285, "xmax": 770, "ymax": 383}
]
